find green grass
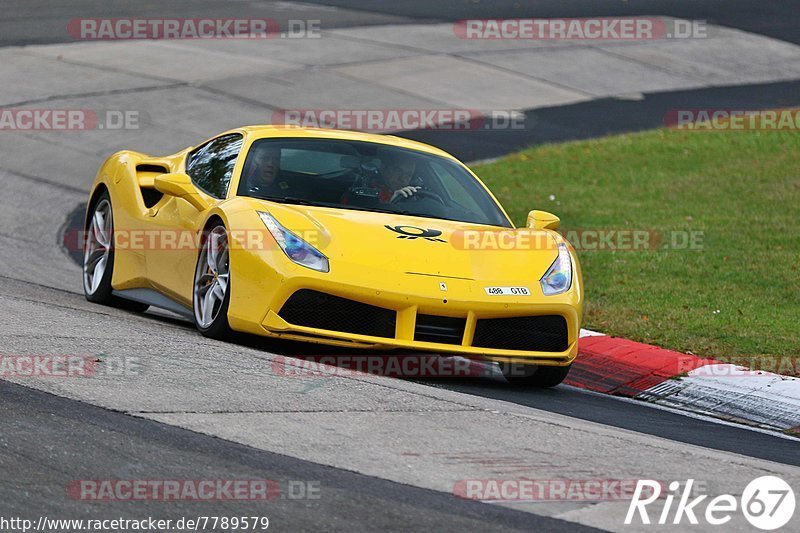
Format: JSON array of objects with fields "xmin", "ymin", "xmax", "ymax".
[{"xmin": 474, "ymin": 126, "xmax": 800, "ymax": 364}]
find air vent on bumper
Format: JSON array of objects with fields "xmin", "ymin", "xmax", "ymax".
[
  {"xmin": 414, "ymin": 314, "xmax": 466, "ymax": 345},
  {"xmin": 278, "ymin": 290, "xmax": 396, "ymax": 338},
  {"xmin": 472, "ymin": 315, "xmax": 568, "ymax": 352}
]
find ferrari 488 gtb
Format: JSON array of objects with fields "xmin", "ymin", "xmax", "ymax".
[{"xmin": 83, "ymin": 126, "xmax": 583, "ymax": 386}]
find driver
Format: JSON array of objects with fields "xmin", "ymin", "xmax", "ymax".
[
  {"xmin": 379, "ymin": 152, "xmax": 419, "ymax": 203},
  {"xmin": 340, "ymin": 150, "xmax": 423, "ymax": 206},
  {"xmin": 242, "ymin": 145, "xmax": 295, "ymax": 197}
]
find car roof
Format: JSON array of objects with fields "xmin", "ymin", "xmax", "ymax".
[{"xmin": 227, "ymin": 125, "xmax": 458, "ymax": 161}]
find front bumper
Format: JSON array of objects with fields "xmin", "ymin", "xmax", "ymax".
[
  {"xmin": 254, "ymin": 277, "xmax": 581, "ymax": 367},
  {"xmin": 262, "ymin": 310, "xmax": 578, "ymax": 366}
]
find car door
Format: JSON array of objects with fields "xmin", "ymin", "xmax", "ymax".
[{"xmin": 145, "ymin": 133, "xmax": 243, "ymax": 306}]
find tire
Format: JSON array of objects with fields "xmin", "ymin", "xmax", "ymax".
[
  {"xmin": 83, "ymin": 191, "xmax": 149, "ymax": 312},
  {"xmin": 500, "ymin": 362, "xmax": 572, "ymax": 388},
  {"xmin": 193, "ymin": 222, "xmax": 233, "ymax": 339}
]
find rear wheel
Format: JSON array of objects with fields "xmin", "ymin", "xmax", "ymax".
[
  {"xmin": 193, "ymin": 223, "xmax": 232, "ymax": 339},
  {"xmin": 500, "ymin": 362, "xmax": 571, "ymax": 388},
  {"xmin": 83, "ymin": 192, "xmax": 148, "ymax": 312}
]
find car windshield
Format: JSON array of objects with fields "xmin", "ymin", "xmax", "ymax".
[{"xmin": 236, "ymin": 138, "xmax": 511, "ymax": 227}]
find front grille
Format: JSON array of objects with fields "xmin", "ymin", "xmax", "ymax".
[
  {"xmin": 472, "ymin": 315, "xmax": 568, "ymax": 352},
  {"xmin": 414, "ymin": 314, "xmax": 466, "ymax": 345},
  {"xmin": 278, "ymin": 290, "xmax": 396, "ymax": 338}
]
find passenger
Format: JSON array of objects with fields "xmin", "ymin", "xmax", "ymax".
[{"xmin": 243, "ymin": 146, "xmax": 295, "ymax": 197}]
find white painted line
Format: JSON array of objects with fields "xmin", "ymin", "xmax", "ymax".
[{"xmin": 579, "ymin": 328, "xmax": 605, "ymax": 338}]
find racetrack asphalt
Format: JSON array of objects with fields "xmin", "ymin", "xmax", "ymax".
[
  {"xmin": 308, "ymin": 0, "xmax": 800, "ymax": 45},
  {"xmin": 5, "ymin": 0, "xmax": 800, "ymax": 46},
  {"xmin": 1, "ymin": 379, "xmax": 593, "ymax": 532},
  {"xmin": 2, "ymin": 2, "xmax": 799, "ymax": 531}
]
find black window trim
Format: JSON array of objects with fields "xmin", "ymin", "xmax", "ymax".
[{"xmin": 185, "ymin": 133, "xmax": 244, "ymax": 200}]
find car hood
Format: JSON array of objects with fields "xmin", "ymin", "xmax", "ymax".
[{"xmin": 259, "ymin": 203, "xmax": 559, "ymax": 282}]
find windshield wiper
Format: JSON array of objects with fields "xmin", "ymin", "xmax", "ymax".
[
  {"xmin": 338, "ymin": 205, "xmax": 413, "ymax": 216},
  {"xmin": 260, "ymin": 196, "xmax": 326, "ymax": 207}
]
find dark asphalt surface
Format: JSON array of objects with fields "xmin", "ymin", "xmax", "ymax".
[
  {"xmin": 4, "ymin": 0, "xmax": 799, "ymax": 46},
  {"xmin": 400, "ymin": 79, "xmax": 800, "ymax": 162},
  {"xmin": 0, "ymin": 379, "xmax": 597, "ymax": 532},
  {"xmin": 309, "ymin": 0, "xmax": 800, "ymax": 45},
  {"xmin": 0, "ymin": 0, "xmax": 410, "ymax": 47}
]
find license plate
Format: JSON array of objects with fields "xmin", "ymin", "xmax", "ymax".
[{"xmin": 484, "ymin": 286, "xmax": 531, "ymax": 296}]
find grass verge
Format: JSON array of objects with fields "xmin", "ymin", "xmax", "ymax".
[{"xmin": 474, "ymin": 125, "xmax": 799, "ymax": 367}]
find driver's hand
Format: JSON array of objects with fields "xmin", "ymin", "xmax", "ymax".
[{"xmin": 390, "ymin": 186, "xmax": 420, "ymax": 202}]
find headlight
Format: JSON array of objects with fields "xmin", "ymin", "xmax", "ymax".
[
  {"xmin": 258, "ymin": 211, "xmax": 329, "ymax": 273},
  {"xmin": 540, "ymin": 242, "xmax": 572, "ymax": 295}
]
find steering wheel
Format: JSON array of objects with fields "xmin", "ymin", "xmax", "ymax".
[{"xmin": 391, "ymin": 188, "xmax": 447, "ymax": 205}]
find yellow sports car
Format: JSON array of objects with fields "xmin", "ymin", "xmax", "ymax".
[{"xmin": 83, "ymin": 126, "xmax": 583, "ymax": 386}]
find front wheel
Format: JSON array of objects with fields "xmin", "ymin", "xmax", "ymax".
[
  {"xmin": 193, "ymin": 223, "xmax": 233, "ymax": 339},
  {"xmin": 500, "ymin": 362, "xmax": 571, "ymax": 388}
]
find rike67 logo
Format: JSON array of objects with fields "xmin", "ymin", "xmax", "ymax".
[{"xmin": 626, "ymin": 477, "xmax": 795, "ymax": 530}]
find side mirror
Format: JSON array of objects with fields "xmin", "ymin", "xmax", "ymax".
[
  {"xmin": 154, "ymin": 173, "xmax": 209, "ymax": 211},
  {"xmin": 526, "ymin": 210, "xmax": 560, "ymax": 230}
]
